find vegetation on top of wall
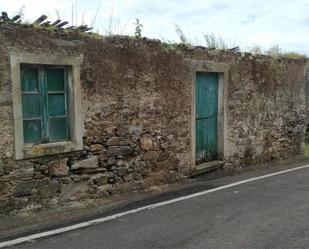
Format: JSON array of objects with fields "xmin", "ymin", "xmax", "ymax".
[
  {"xmin": 174, "ymin": 24, "xmax": 232, "ymax": 50},
  {"xmin": 172, "ymin": 24, "xmax": 307, "ymax": 59},
  {"xmin": 280, "ymin": 51, "xmax": 307, "ymax": 59},
  {"xmin": 262, "ymin": 45, "xmax": 306, "ymax": 59},
  {"xmin": 175, "ymin": 24, "xmax": 189, "ymax": 45},
  {"xmin": 1, "ymin": 8, "xmax": 307, "ymax": 60},
  {"xmin": 172, "ymin": 24, "xmax": 241, "ymax": 54},
  {"xmin": 248, "ymin": 44, "xmax": 306, "ymax": 59},
  {"xmin": 203, "ymin": 33, "xmax": 229, "ymax": 50},
  {"xmin": 133, "ymin": 18, "xmax": 143, "ymax": 38}
]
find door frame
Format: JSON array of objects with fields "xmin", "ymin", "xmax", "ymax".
[{"xmin": 190, "ymin": 60, "xmax": 229, "ymax": 167}]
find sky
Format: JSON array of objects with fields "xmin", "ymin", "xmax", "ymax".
[{"xmin": 1, "ymin": 0, "xmax": 309, "ymax": 54}]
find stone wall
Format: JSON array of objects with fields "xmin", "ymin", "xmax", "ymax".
[{"xmin": 0, "ymin": 24, "xmax": 307, "ymax": 214}]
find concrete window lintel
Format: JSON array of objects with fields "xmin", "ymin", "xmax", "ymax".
[
  {"xmin": 190, "ymin": 59, "xmax": 229, "ymax": 167},
  {"xmin": 10, "ymin": 53, "xmax": 84, "ymax": 160}
]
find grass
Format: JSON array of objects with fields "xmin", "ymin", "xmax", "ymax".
[
  {"xmin": 174, "ymin": 24, "xmax": 230, "ymax": 50},
  {"xmin": 304, "ymin": 142, "xmax": 309, "ymax": 157},
  {"xmin": 172, "ymin": 25, "xmax": 307, "ymax": 58},
  {"xmin": 6, "ymin": 6, "xmax": 309, "ymax": 58},
  {"xmin": 281, "ymin": 52, "xmax": 307, "ymax": 59}
]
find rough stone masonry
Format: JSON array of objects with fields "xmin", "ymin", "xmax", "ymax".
[{"xmin": 0, "ymin": 23, "xmax": 308, "ymax": 214}]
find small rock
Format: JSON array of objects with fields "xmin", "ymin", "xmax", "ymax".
[
  {"xmin": 223, "ymin": 163, "xmax": 233, "ymax": 169},
  {"xmin": 110, "ymin": 166, "xmax": 117, "ymax": 171},
  {"xmin": 0, "ymin": 182, "xmax": 10, "ymax": 195},
  {"xmin": 71, "ymin": 175, "xmax": 81, "ymax": 182},
  {"xmin": 81, "ymin": 174, "xmax": 90, "ymax": 181},
  {"xmin": 96, "ymin": 185, "xmax": 113, "ymax": 196},
  {"xmin": 60, "ymin": 181, "xmax": 89, "ymax": 202},
  {"xmin": 0, "ymin": 160, "xmax": 4, "ymax": 176},
  {"xmin": 129, "ymin": 124, "xmax": 143, "ymax": 142},
  {"xmin": 49, "ymin": 198, "xmax": 58, "ymax": 207},
  {"xmin": 107, "ymin": 176, "xmax": 117, "ymax": 184},
  {"xmin": 39, "ymin": 181, "xmax": 60, "ymax": 198},
  {"xmin": 0, "ymin": 198, "xmax": 9, "ymax": 210},
  {"xmin": 116, "ymin": 167, "xmax": 127, "ymax": 177},
  {"xmin": 104, "ymin": 126, "xmax": 116, "ymax": 135},
  {"xmin": 48, "ymin": 158, "xmax": 69, "ymax": 177},
  {"xmin": 83, "ymin": 145, "xmax": 90, "ymax": 151},
  {"xmin": 107, "ymin": 146, "xmax": 134, "ymax": 156},
  {"xmin": 116, "ymin": 159, "xmax": 125, "ymax": 167},
  {"xmin": 79, "ymin": 150, "xmax": 88, "ymax": 157},
  {"xmin": 140, "ymin": 135, "xmax": 153, "ymax": 150},
  {"xmin": 152, "ymin": 143, "xmax": 161, "ymax": 151},
  {"xmin": 124, "ymin": 174, "xmax": 134, "ymax": 182},
  {"xmin": 107, "ymin": 137, "xmax": 121, "ymax": 146},
  {"xmin": 59, "ymin": 177, "xmax": 72, "ymax": 185},
  {"xmin": 107, "ymin": 156, "xmax": 116, "ymax": 166},
  {"xmin": 167, "ymin": 134, "xmax": 174, "ymax": 141},
  {"xmin": 31, "ymin": 188, "xmax": 38, "ymax": 195},
  {"xmin": 160, "ymin": 143, "xmax": 168, "ymax": 150},
  {"xmin": 93, "ymin": 173, "xmax": 109, "ymax": 186},
  {"xmin": 233, "ymin": 160, "xmax": 240, "ymax": 167},
  {"xmin": 5, "ymin": 151, "xmax": 12, "ymax": 159},
  {"xmin": 13, "ymin": 180, "xmax": 37, "ymax": 197},
  {"xmin": 89, "ymin": 187, "xmax": 97, "ymax": 194},
  {"xmin": 8, "ymin": 167, "xmax": 34, "ymax": 181},
  {"xmin": 142, "ymin": 151, "xmax": 160, "ymax": 161},
  {"xmin": 39, "ymin": 165, "xmax": 49, "ymax": 171},
  {"xmin": 156, "ymin": 160, "xmax": 170, "ymax": 169},
  {"xmin": 167, "ymin": 170, "xmax": 178, "ymax": 183},
  {"xmin": 116, "ymin": 129, "xmax": 128, "ymax": 137},
  {"xmin": 71, "ymin": 156, "xmax": 99, "ymax": 170},
  {"xmin": 37, "ymin": 178, "xmax": 51, "ymax": 187},
  {"xmin": 90, "ymin": 144, "xmax": 104, "ymax": 152}
]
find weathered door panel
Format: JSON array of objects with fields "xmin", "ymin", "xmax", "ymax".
[
  {"xmin": 21, "ymin": 66, "xmax": 42, "ymax": 143},
  {"xmin": 196, "ymin": 72, "xmax": 218, "ymax": 164},
  {"xmin": 46, "ymin": 67, "xmax": 68, "ymax": 142}
]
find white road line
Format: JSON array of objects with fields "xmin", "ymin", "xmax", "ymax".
[{"xmin": 1, "ymin": 163, "xmax": 309, "ymax": 248}]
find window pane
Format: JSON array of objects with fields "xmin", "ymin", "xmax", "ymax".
[
  {"xmin": 48, "ymin": 94, "xmax": 66, "ymax": 116},
  {"xmin": 22, "ymin": 94, "xmax": 41, "ymax": 118},
  {"xmin": 46, "ymin": 68, "xmax": 65, "ymax": 91},
  {"xmin": 49, "ymin": 117, "xmax": 67, "ymax": 142},
  {"xmin": 21, "ymin": 67, "xmax": 39, "ymax": 92},
  {"xmin": 23, "ymin": 119, "xmax": 41, "ymax": 143}
]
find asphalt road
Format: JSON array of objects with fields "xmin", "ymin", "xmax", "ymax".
[{"xmin": 10, "ymin": 166, "xmax": 309, "ymax": 249}]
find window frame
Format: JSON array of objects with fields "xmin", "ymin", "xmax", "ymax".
[{"xmin": 11, "ymin": 53, "xmax": 83, "ymax": 160}]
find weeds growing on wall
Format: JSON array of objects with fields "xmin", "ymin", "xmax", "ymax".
[
  {"xmin": 6, "ymin": 5, "xmax": 308, "ymax": 59},
  {"xmin": 172, "ymin": 24, "xmax": 307, "ymax": 58},
  {"xmin": 203, "ymin": 32, "xmax": 228, "ymax": 50},
  {"xmin": 17, "ymin": 5, "xmax": 25, "ymax": 21},
  {"xmin": 173, "ymin": 24, "xmax": 229, "ymax": 50},
  {"xmin": 248, "ymin": 45, "xmax": 306, "ymax": 59},
  {"xmin": 280, "ymin": 52, "xmax": 307, "ymax": 59},
  {"xmin": 174, "ymin": 24, "xmax": 189, "ymax": 45},
  {"xmin": 305, "ymin": 142, "xmax": 309, "ymax": 157},
  {"xmin": 133, "ymin": 18, "xmax": 143, "ymax": 38}
]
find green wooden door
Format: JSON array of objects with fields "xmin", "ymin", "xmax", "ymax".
[{"xmin": 195, "ymin": 72, "xmax": 218, "ymax": 164}]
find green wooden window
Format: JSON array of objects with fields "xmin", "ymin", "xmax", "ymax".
[{"xmin": 21, "ymin": 64, "xmax": 69, "ymax": 144}]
